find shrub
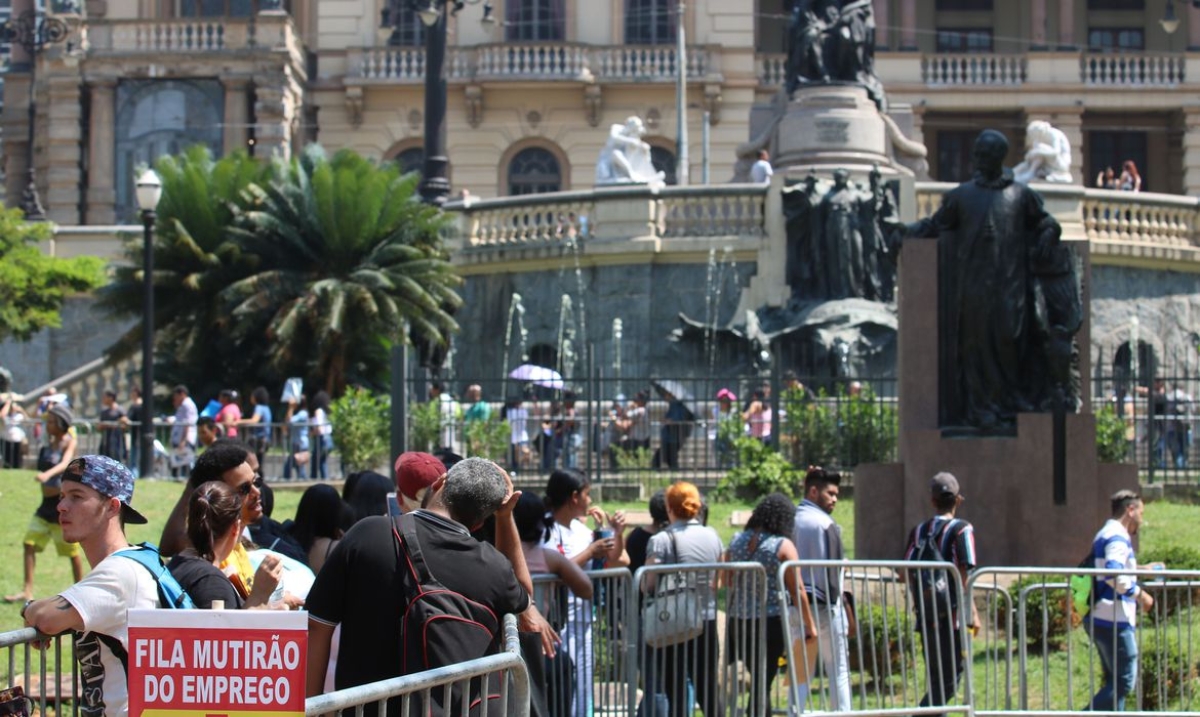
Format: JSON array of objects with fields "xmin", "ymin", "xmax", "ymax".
[
  {"xmin": 837, "ymin": 386, "xmax": 898, "ymax": 466},
  {"xmin": 409, "ymin": 400, "xmax": 441, "ymax": 453},
  {"xmin": 1095, "ymin": 403, "xmax": 1130, "ymax": 463},
  {"xmin": 713, "ymin": 436, "xmax": 799, "ymax": 501},
  {"xmin": 1139, "ymin": 630, "xmax": 1198, "ymax": 710},
  {"xmin": 997, "ymin": 575, "xmax": 1077, "ymax": 652},
  {"xmin": 329, "ymin": 386, "xmax": 390, "ymax": 473},
  {"xmin": 782, "ymin": 388, "xmax": 838, "ymax": 468},
  {"xmin": 464, "ymin": 418, "xmax": 510, "ymax": 462},
  {"xmin": 848, "ymin": 604, "xmax": 915, "ymax": 681}
]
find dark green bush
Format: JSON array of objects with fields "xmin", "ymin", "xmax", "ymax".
[
  {"xmin": 1095, "ymin": 403, "xmax": 1130, "ymax": 463},
  {"xmin": 848, "ymin": 604, "xmax": 915, "ymax": 681},
  {"xmin": 1139, "ymin": 630, "xmax": 1198, "ymax": 710},
  {"xmin": 782, "ymin": 388, "xmax": 838, "ymax": 468},
  {"xmin": 713, "ymin": 436, "xmax": 799, "ymax": 501},
  {"xmin": 997, "ymin": 575, "xmax": 1077, "ymax": 652}
]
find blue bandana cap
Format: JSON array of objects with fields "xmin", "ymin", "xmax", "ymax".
[{"xmin": 63, "ymin": 455, "xmax": 148, "ymax": 524}]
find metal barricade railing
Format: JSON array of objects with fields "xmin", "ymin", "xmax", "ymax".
[
  {"xmin": 1, "ymin": 627, "xmax": 78, "ymax": 717},
  {"xmin": 305, "ymin": 613, "xmax": 530, "ymax": 717},
  {"xmin": 780, "ymin": 559, "xmax": 973, "ymax": 717},
  {"xmin": 967, "ymin": 566, "xmax": 1200, "ymax": 715},
  {"xmin": 531, "ymin": 568, "xmax": 637, "ymax": 717},
  {"xmin": 633, "ymin": 561, "xmax": 769, "ymax": 717}
]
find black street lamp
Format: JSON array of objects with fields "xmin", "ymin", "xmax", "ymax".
[
  {"xmin": 2, "ymin": 10, "xmax": 69, "ymax": 221},
  {"xmin": 409, "ymin": 0, "xmax": 486, "ymax": 206},
  {"xmin": 135, "ymin": 169, "xmax": 162, "ymax": 479}
]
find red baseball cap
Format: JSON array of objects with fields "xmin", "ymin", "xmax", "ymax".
[{"xmin": 394, "ymin": 451, "xmax": 445, "ymax": 500}]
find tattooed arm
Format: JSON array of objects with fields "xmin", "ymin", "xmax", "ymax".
[{"xmin": 24, "ymin": 596, "xmax": 84, "ymax": 635}]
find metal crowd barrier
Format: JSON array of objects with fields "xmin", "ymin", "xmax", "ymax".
[
  {"xmin": 1, "ymin": 627, "xmax": 77, "ymax": 716},
  {"xmin": 305, "ymin": 613, "xmax": 530, "ymax": 717},
  {"xmin": 532, "ymin": 568, "xmax": 638, "ymax": 717},
  {"xmin": 781, "ymin": 559, "xmax": 973, "ymax": 717},
  {"xmin": 968, "ymin": 566, "xmax": 1200, "ymax": 715},
  {"xmin": 632, "ymin": 561, "xmax": 770, "ymax": 717}
]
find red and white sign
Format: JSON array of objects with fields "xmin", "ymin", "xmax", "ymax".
[{"xmin": 127, "ymin": 609, "xmax": 307, "ymax": 717}]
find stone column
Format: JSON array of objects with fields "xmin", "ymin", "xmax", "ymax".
[
  {"xmin": 1030, "ymin": 0, "xmax": 1047, "ymax": 49},
  {"xmin": 900, "ymin": 0, "xmax": 918, "ymax": 50},
  {"xmin": 45, "ymin": 73, "xmax": 84, "ymax": 225},
  {"xmin": 1181, "ymin": 108, "xmax": 1200, "ymax": 197},
  {"xmin": 253, "ymin": 80, "xmax": 291, "ymax": 160},
  {"xmin": 874, "ymin": 0, "xmax": 890, "ymax": 50},
  {"xmin": 86, "ymin": 79, "xmax": 116, "ymax": 224},
  {"xmin": 1026, "ymin": 107, "xmax": 1084, "ymax": 184},
  {"xmin": 1189, "ymin": 2, "xmax": 1200, "ymax": 51},
  {"xmin": 222, "ymin": 78, "xmax": 249, "ymax": 155},
  {"xmin": 1057, "ymin": 0, "xmax": 1075, "ymax": 49}
]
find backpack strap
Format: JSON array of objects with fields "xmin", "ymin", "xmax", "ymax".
[
  {"xmin": 932, "ymin": 519, "xmax": 963, "ymax": 563},
  {"xmin": 114, "ymin": 543, "xmax": 195, "ymax": 610},
  {"xmin": 392, "ymin": 513, "xmax": 432, "ymax": 597}
]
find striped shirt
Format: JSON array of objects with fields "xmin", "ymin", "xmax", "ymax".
[
  {"xmin": 903, "ymin": 517, "xmax": 977, "ymax": 573},
  {"xmin": 1090, "ymin": 519, "xmax": 1140, "ymax": 631}
]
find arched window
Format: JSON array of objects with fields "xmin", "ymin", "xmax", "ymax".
[
  {"xmin": 507, "ymin": 147, "xmax": 562, "ymax": 195},
  {"xmin": 114, "ymin": 79, "xmax": 223, "ymax": 221},
  {"xmin": 650, "ymin": 145, "xmax": 677, "ymax": 186},
  {"xmin": 394, "ymin": 147, "xmax": 424, "ymax": 177},
  {"xmin": 625, "ymin": 0, "xmax": 675, "ymax": 45},
  {"xmin": 383, "ymin": 2, "xmax": 425, "ymax": 46},
  {"xmin": 506, "ymin": 0, "xmax": 565, "ymax": 41}
]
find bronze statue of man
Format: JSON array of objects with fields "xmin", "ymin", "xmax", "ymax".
[{"xmin": 908, "ymin": 129, "xmax": 1079, "ymax": 433}]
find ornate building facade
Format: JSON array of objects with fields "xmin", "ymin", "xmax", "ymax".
[{"xmin": 3, "ymin": 0, "xmax": 1200, "ymax": 226}]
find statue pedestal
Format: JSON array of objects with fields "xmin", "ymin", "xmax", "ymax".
[
  {"xmin": 775, "ymin": 85, "xmax": 891, "ymax": 173},
  {"xmin": 855, "ymin": 237, "xmax": 1135, "ymax": 567}
]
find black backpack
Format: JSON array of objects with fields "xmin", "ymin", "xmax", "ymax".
[
  {"xmin": 393, "ymin": 513, "xmax": 502, "ymax": 715},
  {"xmin": 906, "ymin": 518, "xmax": 963, "ymax": 619}
]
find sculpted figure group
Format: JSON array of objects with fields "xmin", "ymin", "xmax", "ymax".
[
  {"xmin": 786, "ymin": 0, "xmax": 886, "ymax": 110},
  {"xmin": 783, "ymin": 165, "xmax": 900, "ymax": 304}
]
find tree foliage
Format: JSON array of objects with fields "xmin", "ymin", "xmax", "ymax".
[
  {"xmin": 99, "ymin": 144, "xmax": 461, "ymax": 398},
  {"xmin": 0, "ymin": 207, "xmax": 104, "ymax": 342}
]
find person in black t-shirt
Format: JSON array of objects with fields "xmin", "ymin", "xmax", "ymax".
[
  {"xmin": 167, "ymin": 480, "xmax": 283, "ymax": 609},
  {"xmin": 305, "ymin": 458, "xmax": 555, "ymax": 714},
  {"xmin": 626, "ymin": 489, "xmax": 668, "ymax": 574},
  {"xmin": 96, "ymin": 390, "xmax": 127, "ymax": 462}
]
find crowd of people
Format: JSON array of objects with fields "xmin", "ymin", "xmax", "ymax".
[
  {"xmin": 6, "ymin": 428, "xmax": 1155, "ymax": 717},
  {"xmin": 0, "ymin": 382, "xmax": 336, "ymax": 481}
]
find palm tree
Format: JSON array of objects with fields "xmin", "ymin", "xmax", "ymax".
[
  {"xmin": 224, "ymin": 145, "xmax": 461, "ymax": 394},
  {"xmin": 97, "ymin": 146, "xmax": 274, "ymax": 400}
]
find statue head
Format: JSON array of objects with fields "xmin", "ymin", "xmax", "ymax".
[
  {"xmin": 623, "ymin": 116, "xmax": 646, "ymax": 138},
  {"xmin": 973, "ymin": 130, "xmax": 1009, "ymax": 180},
  {"xmin": 833, "ymin": 168, "xmax": 850, "ymax": 188},
  {"xmin": 1026, "ymin": 120, "xmax": 1052, "ymax": 148}
]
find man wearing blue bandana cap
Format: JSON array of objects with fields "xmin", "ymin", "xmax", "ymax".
[{"xmin": 23, "ymin": 455, "xmax": 159, "ymax": 717}]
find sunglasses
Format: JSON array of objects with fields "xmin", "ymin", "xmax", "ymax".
[{"xmin": 237, "ymin": 474, "xmax": 265, "ymax": 497}]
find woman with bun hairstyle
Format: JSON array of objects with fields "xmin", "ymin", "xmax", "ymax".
[
  {"xmin": 642, "ymin": 481, "xmax": 725, "ymax": 717},
  {"xmin": 542, "ymin": 468, "xmax": 627, "ymax": 717},
  {"xmin": 167, "ymin": 481, "xmax": 282, "ymax": 609}
]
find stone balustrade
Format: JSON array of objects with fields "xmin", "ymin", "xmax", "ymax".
[
  {"xmin": 1081, "ymin": 52, "xmax": 1185, "ymax": 86},
  {"xmin": 757, "ymin": 51, "xmax": 1190, "ymax": 90},
  {"xmin": 93, "ymin": 19, "xmax": 251, "ymax": 52},
  {"xmin": 348, "ymin": 43, "xmax": 713, "ymax": 84},
  {"xmin": 657, "ymin": 186, "xmax": 767, "ymax": 239},
  {"xmin": 457, "ymin": 192, "xmax": 595, "ymax": 248},
  {"xmin": 1082, "ymin": 189, "xmax": 1199, "ymax": 247},
  {"xmin": 921, "ymin": 53, "xmax": 1027, "ymax": 86}
]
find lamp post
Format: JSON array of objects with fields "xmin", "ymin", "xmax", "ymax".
[
  {"xmin": 2, "ymin": 10, "xmax": 69, "ymax": 221},
  {"xmin": 135, "ymin": 169, "xmax": 162, "ymax": 479},
  {"xmin": 409, "ymin": 0, "xmax": 484, "ymax": 205}
]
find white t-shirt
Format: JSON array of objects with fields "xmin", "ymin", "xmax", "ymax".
[
  {"xmin": 750, "ymin": 159, "xmax": 774, "ymax": 183},
  {"xmin": 60, "ymin": 552, "xmax": 162, "ymax": 717},
  {"xmin": 542, "ymin": 519, "xmax": 594, "ymax": 623},
  {"xmin": 508, "ymin": 406, "xmax": 529, "ymax": 444}
]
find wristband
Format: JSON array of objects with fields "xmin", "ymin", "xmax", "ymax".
[{"xmin": 20, "ymin": 600, "xmax": 32, "ymax": 620}]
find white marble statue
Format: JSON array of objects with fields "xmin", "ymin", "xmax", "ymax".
[
  {"xmin": 1013, "ymin": 120, "xmax": 1073, "ymax": 184},
  {"xmin": 596, "ymin": 116, "xmax": 666, "ymax": 186}
]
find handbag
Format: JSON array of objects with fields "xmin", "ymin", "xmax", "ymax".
[{"xmin": 641, "ymin": 531, "xmax": 704, "ymax": 648}]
